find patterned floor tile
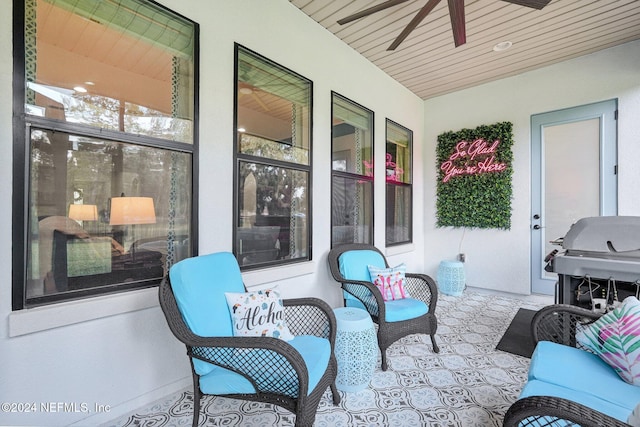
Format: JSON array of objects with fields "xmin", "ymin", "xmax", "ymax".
[{"xmin": 104, "ymin": 290, "xmax": 551, "ymax": 427}]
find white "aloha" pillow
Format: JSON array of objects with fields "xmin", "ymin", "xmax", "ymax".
[{"xmin": 224, "ymin": 286, "xmax": 294, "ymax": 341}]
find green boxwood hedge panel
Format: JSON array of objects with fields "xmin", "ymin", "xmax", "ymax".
[{"xmin": 436, "ymin": 122, "xmax": 513, "ymax": 229}]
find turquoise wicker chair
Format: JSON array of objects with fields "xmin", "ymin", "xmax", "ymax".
[
  {"xmin": 327, "ymin": 244, "xmax": 439, "ymax": 370},
  {"xmin": 159, "ymin": 252, "xmax": 340, "ymax": 427}
]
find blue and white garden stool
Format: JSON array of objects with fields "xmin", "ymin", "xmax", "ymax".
[
  {"xmin": 333, "ymin": 307, "xmax": 377, "ymax": 392},
  {"xmin": 437, "ymin": 260, "xmax": 466, "ymax": 296}
]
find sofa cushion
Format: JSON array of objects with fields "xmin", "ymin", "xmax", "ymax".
[
  {"xmin": 529, "ymin": 341, "xmax": 640, "ymax": 411},
  {"xmin": 520, "ymin": 379, "xmax": 633, "ymax": 423},
  {"xmin": 199, "ymin": 335, "xmax": 331, "ymax": 396},
  {"xmin": 576, "ymin": 295, "xmax": 640, "ymax": 385}
]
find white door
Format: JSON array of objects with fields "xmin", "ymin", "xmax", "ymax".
[{"xmin": 531, "ymin": 100, "xmax": 618, "ymax": 296}]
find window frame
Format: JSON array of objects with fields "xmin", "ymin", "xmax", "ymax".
[
  {"xmin": 385, "ymin": 119, "xmax": 413, "ymax": 246},
  {"xmin": 330, "ymin": 91, "xmax": 375, "ymax": 247},
  {"xmin": 11, "ymin": 0, "xmax": 200, "ymax": 310},
  {"xmin": 233, "ymin": 43, "xmax": 313, "ymax": 270}
]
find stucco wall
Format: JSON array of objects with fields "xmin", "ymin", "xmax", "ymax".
[
  {"xmin": 423, "ymin": 39, "xmax": 640, "ymax": 295},
  {"xmin": 0, "ymin": 1, "xmax": 425, "ymax": 425}
]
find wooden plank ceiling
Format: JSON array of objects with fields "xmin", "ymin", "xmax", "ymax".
[{"xmin": 290, "ymin": 0, "xmax": 640, "ymax": 100}]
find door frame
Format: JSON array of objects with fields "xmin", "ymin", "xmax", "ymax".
[{"xmin": 530, "ymin": 99, "xmax": 618, "ymax": 296}]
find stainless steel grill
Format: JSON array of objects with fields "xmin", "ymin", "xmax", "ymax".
[{"xmin": 549, "ymin": 216, "xmax": 640, "ymax": 308}]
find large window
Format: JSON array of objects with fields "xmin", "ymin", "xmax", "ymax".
[
  {"xmin": 331, "ymin": 93, "xmax": 374, "ymax": 246},
  {"xmin": 385, "ymin": 120, "xmax": 413, "ymax": 245},
  {"xmin": 13, "ymin": 0, "xmax": 198, "ymax": 309},
  {"xmin": 234, "ymin": 45, "xmax": 311, "ymax": 269}
]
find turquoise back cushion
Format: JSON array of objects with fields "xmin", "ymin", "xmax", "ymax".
[
  {"xmin": 338, "ymin": 250, "xmax": 386, "ymax": 281},
  {"xmin": 339, "ymin": 249, "xmax": 385, "ymax": 309},
  {"xmin": 170, "ymin": 252, "xmax": 245, "ymax": 375}
]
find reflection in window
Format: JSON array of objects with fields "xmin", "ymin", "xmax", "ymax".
[
  {"xmin": 26, "ymin": 129, "xmax": 192, "ymax": 303},
  {"xmin": 14, "ymin": 0, "xmax": 197, "ymax": 308},
  {"xmin": 234, "ymin": 45, "xmax": 311, "ymax": 268},
  {"xmin": 26, "ymin": 0, "xmax": 195, "ymax": 143},
  {"xmin": 386, "ymin": 120, "xmax": 413, "ymax": 245},
  {"xmin": 331, "ymin": 92, "xmax": 374, "ymax": 246}
]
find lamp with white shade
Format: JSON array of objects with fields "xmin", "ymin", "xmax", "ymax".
[
  {"xmin": 68, "ymin": 204, "xmax": 98, "ymax": 222},
  {"xmin": 109, "ymin": 197, "xmax": 156, "ymax": 267}
]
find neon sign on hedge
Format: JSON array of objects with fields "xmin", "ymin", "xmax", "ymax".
[
  {"xmin": 435, "ymin": 121, "xmax": 513, "ymax": 229},
  {"xmin": 440, "ymin": 138, "xmax": 508, "ymax": 183}
]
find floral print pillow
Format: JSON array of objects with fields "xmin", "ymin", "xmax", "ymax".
[
  {"xmin": 576, "ymin": 296, "xmax": 640, "ymax": 385},
  {"xmin": 367, "ymin": 263, "xmax": 411, "ymax": 301},
  {"xmin": 225, "ymin": 287, "xmax": 294, "ymax": 341}
]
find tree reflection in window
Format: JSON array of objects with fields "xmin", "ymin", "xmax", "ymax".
[{"xmin": 234, "ymin": 45, "xmax": 311, "ymax": 268}]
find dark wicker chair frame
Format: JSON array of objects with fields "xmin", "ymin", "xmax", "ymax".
[
  {"xmin": 327, "ymin": 243, "xmax": 439, "ymax": 371},
  {"xmin": 503, "ymin": 304, "xmax": 632, "ymax": 427},
  {"xmin": 159, "ymin": 277, "xmax": 340, "ymax": 427}
]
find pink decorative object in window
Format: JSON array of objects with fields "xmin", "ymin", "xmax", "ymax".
[{"xmin": 362, "ymin": 154, "xmax": 403, "ymax": 182}]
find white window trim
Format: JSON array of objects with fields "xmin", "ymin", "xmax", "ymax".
[
  {"xmin": 385, "ymin": 243, "xmax": 415, "ymax": 257},
  {"xmin": 9, "ymin": 287, "xmax": 159, "ymax": 337},
  {"xmin": 9, "ymin": 261, "xmax": 317, "ymax": 337},
  {"xmin": 242, "ymin": 261, "xmax": 316, "ymax": 288}
]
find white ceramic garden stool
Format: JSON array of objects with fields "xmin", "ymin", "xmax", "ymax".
[
  {"xmin": 437, "ymin": 260, "xmax": 466, "ymax": 296},
  {"xmin": 333, "ymin": 307, "xmax": 377, "ymax": 392}
]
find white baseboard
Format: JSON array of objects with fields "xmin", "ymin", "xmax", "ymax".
[{"xmin": 68, "ymin": 377, "xmax": 192, "ymax": 427}]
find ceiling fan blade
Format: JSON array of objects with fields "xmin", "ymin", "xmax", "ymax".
[
  {"xmin": 251, "ymin": 92, "xmax": 270, "ymax": 112},
  {"xmin": 501, "ymin": 0, "xmax": 552, "ymax": 10},
  {"xmin": 448, "ymin": 0, "xmax": 466, "ymax": 47},
  {"xmin": 338, "ymin": 0, "xmax": 411, "ymax": 25},
  {"xmin": 388, "ymin": 0, "xmax": 442, "ymax": 51}
]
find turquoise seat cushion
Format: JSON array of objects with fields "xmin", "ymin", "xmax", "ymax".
[
  {"xmin": 519, "ymin": 379, "xmax": 632, "ymax": 423},
  {"xmin": 385, "ymin": 298, "xmax": 428, "ymax": 322},
  {"xmin": 529, "ymin": 341, "xmax": 640, "ymax": 411},
  {"xmin": 199, "ymin": 335, "xmax": 331, "ymax": 396},
  {"xmin": 339, "ymin": 250, "xmax": 428, "ymax": 322},
  {"xmin": 199, "ymin": 365, "xmax": 255, "ymax": 395},
  {"xmin": 169, "ymin": 252, "xmax": 245, "ymax": 375},
  {"xmin": 289, "ymin": 335, "xmax": 332, "ymax": 393},
  {"xmin": 345, "ymin": 294, "xmax": 427, "ymax": 321}
]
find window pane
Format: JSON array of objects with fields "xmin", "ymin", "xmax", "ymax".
[
  {"xmin": 386, "ymin": 184, "xmax": 412, "ymax": 245},
  {"xmin": 332, "ymin": 94, "xmax": 373, "ymax": 176},
  {"xmin": 26, "ymin": 0, "xmax": 195, "ymax": 143},
  {"xmin": 237, "ymin": 162, "xmax": 309, "ymax": 267},
  {"xmin": 239, "ymin": 133, "xmax": 308, "ymax": 165},
  {"xmin": 385, "ymin": 120, "xmax": 412, "ymax": 245},
  {"xmin": 386, "ymin": 121, "xmax": 412, "ymax": 184},
  {"xmin": 237, "ymin": 47, "xmax": 311, "ymax": 165},
  {"xmin": 234, "ymin": 45, "xmax": 311, "ymax": 269},
  {"xmin": 26, "ymin": 128, "xmax": 192, "ymax": 303},
  {"xmin": 332, "ymin": 176, "xmax": 373, "ymax": 245}
]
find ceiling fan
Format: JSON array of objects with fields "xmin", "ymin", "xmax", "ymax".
[
  {"xmin": 238, "ymin": 83, "xmax": 271, "ymax": 112},
  {"xmin": 337, "ymin": 0, "xmax": 552, "ymax": 51}
]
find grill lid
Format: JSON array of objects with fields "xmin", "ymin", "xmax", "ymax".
[{"xmin": 562, "ymin": 216, "xmax": 640, "ymax": 253}]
